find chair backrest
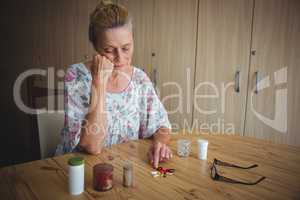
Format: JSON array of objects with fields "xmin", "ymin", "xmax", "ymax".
[
  {"xmin": 37, "ymin": 112, "xmax": 64, "ymax": 158},
  {"xmin": 26, "ymin": 75, "xmax": 64, "ymax": 159}
]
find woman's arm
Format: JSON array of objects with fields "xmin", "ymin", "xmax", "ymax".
[
  {"xmin": 79, "ymin": 55, "xmax": 113, "ymax": 155},
  {"xmin": 137, "ymin": 69, "xmax": 173, "ymax": 168},
  {"xmin": 148, "ymin": 128, "xmax": 173, "ymax": 168}
]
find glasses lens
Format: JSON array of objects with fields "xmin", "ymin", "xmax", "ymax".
[{"xmin": 211, "ymin": 165, "xmax": 216, "ymax": 179}]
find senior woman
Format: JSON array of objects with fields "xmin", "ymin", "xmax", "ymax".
[{"xmin": 55, "ymin": 1, "xmax": 172, "ymax": 168}]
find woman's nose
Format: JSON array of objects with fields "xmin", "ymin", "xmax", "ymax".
[{"xmin": 114, "ymin": 49, "xmax": 126, "ymax": 64}]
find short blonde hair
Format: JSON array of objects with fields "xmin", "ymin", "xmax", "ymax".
[{"xmin": 89, "ymin": 0, "xmax": 132, "ymax": 49}]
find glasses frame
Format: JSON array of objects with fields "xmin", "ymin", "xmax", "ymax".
[{"xmin": 210, "ymin": 158, "xmax": 266, "ymax": 185}]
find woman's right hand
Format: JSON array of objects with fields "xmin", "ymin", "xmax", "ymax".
[
  {"xmin": 91, "ymin": 54, "xmax": 114, "ymax": 87},
  {"xmin": 88, "ymin": 54, "xmax": 113, "ymax": 115}
]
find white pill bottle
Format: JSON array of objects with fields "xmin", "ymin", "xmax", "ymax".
[
  {"xmin": 68, "ymin": 156, "xmax": 84, "ymax": 195},
  {"xmin": 197, "ymin": 139, "xmax": 209, "ymax": 160}
]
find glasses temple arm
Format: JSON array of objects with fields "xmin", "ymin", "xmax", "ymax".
[
  {"xmin": 219, "ymin": 175, "xmax": 266, "ymax": 185},
  {"xmin": 215, "ymin": 159, "xmax": 259, "ymax": 169}
]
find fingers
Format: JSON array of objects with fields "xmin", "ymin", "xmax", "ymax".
[
  {"xmin": 160, "ymin": 146, "xmax": 172, "ymax": 162},
  {"xmin": 97, "ymin": 55, "xmax": 103, "ymax": 75},
  {"xmin": 91, "ymin": 56, "xmax": 98, "ymax": 86},
  {"xmin": 153, "ymin": 144, "xmax": 160, "ymax": 169},
  {"xmin": 92, "ymin": 54, "xmax": 104, "ymax": 75},
  {"xmin": 92, "ymin": 54, "xmax": 113, "ymax": 87},
  {"xmin": 102, "ymin": 57, "xmax": 114, "ymax": 73},
  {"xmin": 160, "ymin": 146, "xmax": 166, "ymax": 162},
  {"xmin": 148, "ymin": 148, "xmax": 154, "ymax": 164},
  {"xmin": 93, "ymin": 54, "xmax": 114, "ymax": 80},
  {"xmin": 92, "ymin": 55, "xmax": 97, "ymax": 75},
  {"xmin": 166, "ymin": 147, "xmax": 173, "ymax": 159},
  {"xmin": 149, "ymin": 139, "xmax": 174, "ymax": 169},
  {"xmin": 164, "ymin": 147, "xmax": 169, "ymax": 159}
]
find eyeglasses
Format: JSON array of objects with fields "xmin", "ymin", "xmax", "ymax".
[{"xmin": 210, "ymin": 158, "xmax": 266, "ymax": 185}]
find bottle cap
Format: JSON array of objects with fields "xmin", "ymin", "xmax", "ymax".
[{"xmin": 68, "ymin": 157, "xmax": 84, "ymax": 166}]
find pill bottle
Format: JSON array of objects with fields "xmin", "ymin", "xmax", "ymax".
[{"xmin": 68, "ymin": 156, "xmax": 85, "ymax": 195}]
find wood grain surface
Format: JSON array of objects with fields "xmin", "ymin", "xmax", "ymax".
[{"xmin": 1, "ymin": 131, "xmax": 300, "ymax": 200}]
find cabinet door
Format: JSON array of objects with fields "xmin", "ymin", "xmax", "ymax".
[
  {"xmin": 152, "ymin": 0, "xmax": 198, "ymax": 131},
  {"xmin": 117, "ymin": 0, "xmax": 154, "ymax": 76},
  {"xmin": 193, "ymin": 0, "xmax": 253, "ymax": 135},
  {"xmin": 245, "ymin": 0, "xmax": 300, "ymax": 146}
]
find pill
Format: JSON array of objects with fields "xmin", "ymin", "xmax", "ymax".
[{"xmin": 151, "ymin": 171, "xmax": 158, "ymax": 176}]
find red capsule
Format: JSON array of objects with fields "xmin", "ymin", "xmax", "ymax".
[{"xmin": 166, "ymin": 169, "xmax": 175, "ymax": 173}]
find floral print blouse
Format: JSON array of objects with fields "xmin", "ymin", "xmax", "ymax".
[{"xmin": 55, "ymin": 63, "xmax": 171, "ymax": 155}]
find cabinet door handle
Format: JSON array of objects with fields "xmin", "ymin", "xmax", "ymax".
[
  {"xmin": 255, "ymin": 71, "xmax": 259, "ymax": 94},
  {"xmin": 235, "ymin": 70, "xmax": 240, "ymax": 93},
  {"xmin": 153, "ymin": 68, "xmax": 157, "ymax": 87}
]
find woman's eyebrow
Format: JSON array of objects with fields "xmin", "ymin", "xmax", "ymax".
[
  {"xmin": 104, "ymin": 45, "xmax": 115, "ymax": 49},
  {"xmin": 103, "ymin": 43, "xmax": 131, "ymax": 49},
  {"xmin": 122, "ymin": 43, "xmax": 131, "ymax": 47}
]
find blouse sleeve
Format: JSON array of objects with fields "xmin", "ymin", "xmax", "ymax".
[
  {"xmin": 55, "ymin": 65, "xmax": 90, "ymax": 155},
  {"xmin": 138, "ymin": 75, "xmax": 171, "ymax": 139}
]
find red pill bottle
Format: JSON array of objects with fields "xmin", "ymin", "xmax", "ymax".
[{"xmin": 93, "ymin": 163, "xmax": 113, "ymax": 191}]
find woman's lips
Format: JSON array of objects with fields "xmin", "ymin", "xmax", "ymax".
[{"xmin": 114, "ymin": 64, "xmax": 125, "ymax": 68}]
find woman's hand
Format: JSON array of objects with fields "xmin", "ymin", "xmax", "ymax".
[
  {"xmin": 147, "ymin": 128, "xmax": 173, "ymax": 168},
  {"xmin": 89, "ymin": 54, "xmax": 113, "ymax": 112},
  {"xmin": 148, "ymin": 141, "xmax": 173, "ymax": 169},
  {"xmin": 91, "ymin": 54, "xmax": 114, "ymax": 87}
]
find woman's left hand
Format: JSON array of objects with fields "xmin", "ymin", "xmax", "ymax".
[{"xmin": 147, "ymin": 140, "xmax": 173, "ymax": 169}]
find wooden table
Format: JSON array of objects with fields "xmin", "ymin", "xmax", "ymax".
[{"xmin": 1, "ymin": 132, "xmax": 300, "ymax": 200}]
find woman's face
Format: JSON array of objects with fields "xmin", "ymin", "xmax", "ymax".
[{"xmin": 97, "ymin": 26, "xmax": 134, "ymax": 69}]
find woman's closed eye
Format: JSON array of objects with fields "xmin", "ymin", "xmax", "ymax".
[
  {"xmin": 122, "ymin": 44, "xmax": 131, "ymax": 51},
  {"xmin": 104, "ymin": 48, "xmax": 114, "ymax": 53}
]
